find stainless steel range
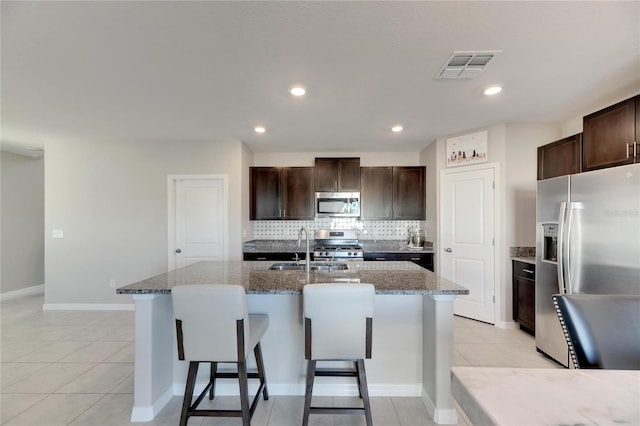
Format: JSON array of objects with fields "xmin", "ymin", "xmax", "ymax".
[{"xmin": 313, "ymin": 229, "xmax": 363, "ymax": 261}]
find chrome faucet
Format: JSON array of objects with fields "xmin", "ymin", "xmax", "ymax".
[
  {"xmin": 329, "ymin": 247, "xmax": 341, "ymax": 264},
  {"xmin": 328, "ymin": 247, "xmax": 341, "ymax": 272},
  {"xmin": 297, "ymin": 227, "xmax": 311, "ymax": 274}
]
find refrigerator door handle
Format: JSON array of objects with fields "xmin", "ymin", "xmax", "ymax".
[
  {"xmin": 564, "ymin": 202, "xmax": 576, "ymax": 294},
  {"xmin": 557, "ymin": 202, "xmax": 567, "ymax": 294}
]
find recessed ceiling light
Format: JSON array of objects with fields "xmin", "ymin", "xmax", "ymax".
[
  {"xmin": 484, "ymin": 86, "xmax": 502, "ymax": 95},
  {"xmin": 290, "ymin": 86, "xmax": 306, "ymax": 97},
  {"xmin": 392, "ymin": 125, "xmax": 403, "ymax": 133},
  {"xmin": 254, "ymin": 126, "xmax": 266, "ymax": 133}
]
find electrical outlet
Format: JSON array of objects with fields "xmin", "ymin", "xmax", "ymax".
[
  {"xmin": 109, "ymin": 279, "xmax": 116, "ymax": 288},
  {"xmin": 52, "ymin": 229, "xmax": 64, "ymax": 238}
]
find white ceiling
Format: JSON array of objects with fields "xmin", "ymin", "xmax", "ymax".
[{"xmin": 2, "ymin": 1, "xmax": 639, "ymax": 154}]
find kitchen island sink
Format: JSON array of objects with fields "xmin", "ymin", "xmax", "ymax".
[{"xmin": 269, "ymin": 262, "xmax": 349, "ymax": 271}]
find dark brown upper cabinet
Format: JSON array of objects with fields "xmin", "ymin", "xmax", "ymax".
[
  {"xmin": 583, "ymin": 95, "xmax": 639, "ymax": 171},
  {"xmin": 360, "ymin": 166, "xmax": 426, "ymax": 220},
  {"xmin": 537, "ymin": 134, "xmax": 583, "ymax": 180},
  {"xmin": 360, "ymin": 167, "xmax": 393, "ymax": 220},
  {"xmin": 250, "ymin": 167, "xmax": 281, "ymax": 220},
  {"xmin": 250, "ymin": 167, "xmax": 314, "ymax": 220},
  {"xmin": 314, "ymin": 157, "xmax": 361, "ymax": 192},
  {"xmin": 393, "ymin": 166, "xmax": 426, "ymax": 220}
]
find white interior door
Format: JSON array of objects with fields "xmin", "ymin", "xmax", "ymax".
[
  {"xmin": 440, "ymin": 166, "xmax": 496, "ymax": 323},
  {"xmin": 172, "ymin": 177, "xmax": 226, "ymax": 269}
]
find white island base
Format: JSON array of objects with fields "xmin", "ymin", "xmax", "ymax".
[{"xmin": 130, "ymin": 293, "xmax": 458, "ymax": 424}]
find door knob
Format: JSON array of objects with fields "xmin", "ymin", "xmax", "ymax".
[
  {"xmin": 444, "ymin": 248, "xmax": 452, "ymax": 252},
  {"xmin": 175, "ymin": 248, "xmax": 182, "ymax": 253}
]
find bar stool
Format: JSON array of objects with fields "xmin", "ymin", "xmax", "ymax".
[
  {"xmin": 172, "ymin": 284, "xmax": 269, "ymax": 426},
  {"xmin": 552, "ymin": 294, "xmax": 640, "ymax": 369},
  {"xmin": 302, "ymin": 283, "xmax": 375, "ymax": 426}
]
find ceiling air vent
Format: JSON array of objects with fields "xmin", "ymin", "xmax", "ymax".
[{"xmin": 436, "ymin": 51, "xmax": 501, "ymax": 80}]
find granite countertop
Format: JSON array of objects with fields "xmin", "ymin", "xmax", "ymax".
[
  {"xmin": 117, "ymin": 261, "xmax": 467, "ymax": 296},
  {"xmin": 243, "ymin": 239, "xmax": 435, "ymax": 254},
  {"xmin": 511, "ymin": 256, "xmax": 535, "ymax": 265},
  {"xmin": 452, "ymin": 367, "xmax": 640, "ymax": 426}
]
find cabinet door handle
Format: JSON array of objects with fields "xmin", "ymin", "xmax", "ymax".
[
  {"xmin": 410, "ymin": 257, "xmax": 421, "ymax": 261},
  {"xmin": 628, "ymin": 143, "xmax": 634, "ymax": 159},
  {"xmin": 523, "ymin": 269, "xmax": 534, "ymax": 274},
  {"xmin": 256, "ymin": 257, "xmax": 267, "ymax": 260},
  {"xmin": 375, "ymin": 257, "xmax": 386, "ymax": 261},
  {"xmin": 635, "ymin": 141, "xmax": 638, "ymax": 158}
]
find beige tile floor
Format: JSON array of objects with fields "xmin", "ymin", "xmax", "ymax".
[{"xmin": 1, "ymin": 294, "xmax": 559, "ymax": 425}]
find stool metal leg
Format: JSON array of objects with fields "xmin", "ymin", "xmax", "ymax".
[
  {"xmin": 238, "ymin": 360, "xmax": 251, "ymax": 426},
  {"xmin": 254, "ymin": 342, "xmax": 269, "ymax": 400},
  {"xmin": 302, "ymin": 360, "xmax": 317, "ymax": 426},
  {"xmin": 356, "ymin": 359, "xmax": 373, "ymax": 426},
  {"xmin": 354, "ymin": 361, "xmax": 363, "ymax": 398},
  {"xmin": 180, "ymin": 361, "xmax": 199, "ymax": 426},
  {"xmin": 209, "ymin": 362, "xmax": 217, "ymax": 400}
]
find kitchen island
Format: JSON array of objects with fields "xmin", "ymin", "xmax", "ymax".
[{"xmin": 117, "ymin": 260, "xmax": 468, "ymax": 424}]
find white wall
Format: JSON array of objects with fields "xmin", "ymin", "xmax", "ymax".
[
  {"xmin": 422, "ymin": 123, "xmax": 564, "ymax": 326},
  {"xmin": 44, "ymin": 138, "xmax": 246, "ymax": 306},
  {"xmin": 420, "ymin": 142, "xmax": 438, "ymax": 260},
  {"xmin": 241, "ymin": 143, "xmax": 254, "ymax": 241},
  {"xmin": 504, "ymin": 123, "xmax": 560, "ymax": 247},
  {"xmin": 1, "ymin": 151, "xmax": 45, "ymax": 293}
]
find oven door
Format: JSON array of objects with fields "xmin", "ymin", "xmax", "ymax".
[{"xmin": 315, "ymin": 192, "xmax": 360, "ymax": 217}]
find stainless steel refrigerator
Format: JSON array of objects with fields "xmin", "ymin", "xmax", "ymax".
[{"xmin": 535, "ymin": 163, "xmax": 640, "ymax": 366}]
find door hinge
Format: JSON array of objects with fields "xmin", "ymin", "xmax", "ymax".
[
  {"xmin": 492, "ymin": 295, "xmax": 495, "ymax": 303},
  {"xmin": 492, "ymin": 181, "xmax": 495, "ymax": 189},
  {"xmin": 492, "ymin": 237, "xmax": 495, "ymax": 246}
]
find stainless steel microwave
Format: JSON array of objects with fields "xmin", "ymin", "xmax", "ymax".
[{"xmin": 315, "ymin": 192, "xmax": 360, "ymax": 217}]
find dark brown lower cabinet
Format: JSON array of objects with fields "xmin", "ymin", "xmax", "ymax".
[
  {"xmin": 512, "ymin": 260, "xmax": 535, "ymax": 335},
  {"xmin": 364, "ymin": 252, "xmax": 434, "ymax": 272},
  {"xmin": 243, "ymin": 252, "xmax": 307, "ymax": 261}
]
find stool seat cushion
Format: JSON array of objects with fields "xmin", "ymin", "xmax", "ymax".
[
  {"xmin": 303, "ymin": 283, "xmax": 375, "ymax": 360},
  {"xmin": 172, "ymin": 284, "xmax": 266, "ymax": 362}
]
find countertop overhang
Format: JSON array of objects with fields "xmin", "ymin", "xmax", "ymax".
[{"xmin": 117, "ymin": 260, "xmax": 467, "ymax": 295}]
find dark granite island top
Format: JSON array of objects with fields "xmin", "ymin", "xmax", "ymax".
[{"xmin": 117, "ymin": 261, "xmax": 468, "ymax": 296}]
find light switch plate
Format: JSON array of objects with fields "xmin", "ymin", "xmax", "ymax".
[{"xmin": 52, "ymin": 229, "xmax": 64, "ymax": 238}]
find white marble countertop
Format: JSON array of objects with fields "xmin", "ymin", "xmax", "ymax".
[{"xmin": 452, "ymin": 367, "xmax": 640, "ymax": 426}]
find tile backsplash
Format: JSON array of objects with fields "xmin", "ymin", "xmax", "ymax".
[{"xmin": 252, "ymin": 219, "xmax": 424, "ymax": 240}]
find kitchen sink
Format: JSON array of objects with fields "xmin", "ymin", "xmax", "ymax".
[
  {"xmin": 269, "ymin": 263, "xmax": 306, "ymax": 271},
  {"xmin": 269, "ymin": 262, "xmax": 349, "ymax": 271},
  {"xmin": 311, "ymin": 263, "xmax": 348, "ymax": 271}
]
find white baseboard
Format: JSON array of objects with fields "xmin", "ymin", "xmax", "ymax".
[
  {"xmin": 495, "ymin": 320, "xmax": 518, "ymax": 330},
  {"xmin": 43, "ymin": 303, "xmax": 135, "ymax": 311},
  {"xmin": 0, "ymin": 284, "xmax": 44, "ymax": 301},
  {"xmin": 130, "ymin": 387, "xmax": 174, "ymax": 422},
  {"xmin": 422, "ymin": 386, "xmax": 459, "ymax": 424}
]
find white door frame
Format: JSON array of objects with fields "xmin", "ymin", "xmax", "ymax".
[
  {"xmin": 439, "ymin": 162, "xmax": 502, "ymax": 325},
  {"xmin": 167, "ymin": 175, "xmax": 229, "ymax": 271}
]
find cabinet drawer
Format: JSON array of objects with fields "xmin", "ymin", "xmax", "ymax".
[
  {"xmin": 243, "ymin": 252, "xmax": 306, "ymax": 261},
  {"xmin": 397, "ymin": 253, "xmax": 434, "ymax": 272},
  {"xmin": 513, "ymin": 261, "xmax": 535, "ymax": 278},
  {"xmin": 363, "ymin": 253, "xmax": 397, "ymax": 261}
]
